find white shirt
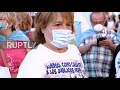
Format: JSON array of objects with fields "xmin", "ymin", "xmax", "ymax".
[
  {"xmin": 17, "ymin": 44, "xmax": 87, "ymax": 78},
  {"xmin": 115, "ymin": 51, "xmax": 120, "ymax": 78}
]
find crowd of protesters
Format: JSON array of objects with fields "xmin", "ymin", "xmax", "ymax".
[{"xmin": 0, "ymin": 12, "xmax": 120, "ymax": 78}]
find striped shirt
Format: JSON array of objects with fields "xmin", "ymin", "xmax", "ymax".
[{"xmin": 80, "ymin": 28, "xmax": 120, "ymax": 77}]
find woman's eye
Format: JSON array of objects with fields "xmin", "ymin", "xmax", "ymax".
[
  {"xmin": 0, "ymin": 18, "xmax": 3, "ymax": 20},
  {"xmin": 54, "ymin": 24, "xmax": 61, "ymax": 26},
  {"xmin": 67, "ymin": 23, "xmax": 72, "ymax": 26}
]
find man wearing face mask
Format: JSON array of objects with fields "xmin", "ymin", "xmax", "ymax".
[{"xmin": 79, "ymin": 12, "xmax": 120, "ymax": 78}]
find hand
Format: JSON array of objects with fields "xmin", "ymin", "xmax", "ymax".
[{"xmin": 99, "ymin": 39, "xmax": 111, "ymax": 47}]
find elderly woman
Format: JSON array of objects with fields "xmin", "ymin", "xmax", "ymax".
[
  {"xmin": 0, "ymin": 12, "xmax": 30, "ymax": 78},
  {"xmin": 17, "ymin": 12, "xmax": 87, "ymax": 78}
]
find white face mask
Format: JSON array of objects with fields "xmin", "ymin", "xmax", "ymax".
[
  {"xmin": 93, "ymin": 24, "xmax": 104, "ymax": 32},
  {"xmin": 47, "ymin": 28, "xmax": 74, "ymax": 48}
]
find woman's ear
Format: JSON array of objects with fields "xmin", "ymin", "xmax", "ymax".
[{"xmin": 7, "ymin": 22, "xmax": 13, "ymax": 28}]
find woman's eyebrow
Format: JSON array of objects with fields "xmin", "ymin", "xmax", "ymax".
[
  {"xmin": 0, "ymin": 17, "xmax": 3, "ymax": 19},
  {"xmin": 53, "ymin": 20, "xmax": 72, "ymax": 24},
  {"xmin": 53, "ymin": 21, "xmax": 62, "ymax": 23},
  {"xmin": 67, "ymin": 22, "xmax": 72, "ymax": 23}
]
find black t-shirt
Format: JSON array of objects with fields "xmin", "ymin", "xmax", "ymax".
[{"xmin": 109, "ymin": 44, "xmax": 120, "ymax": 78}]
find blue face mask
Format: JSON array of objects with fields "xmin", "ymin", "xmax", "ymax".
[
  {"xmin": 49, "ymin": 29, "xmax": 74, "ymax": 48},
  {"xmin": 0, "ymin": 22, "xmax": 8, "ymax": 33}
]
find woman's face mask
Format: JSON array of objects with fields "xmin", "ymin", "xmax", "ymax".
[
  {"xmin": 0, "ymin": 21, "xmax": 8, "ymax": 33},
  {"xmin": 47, "ymin": 28, "xmax": 75, "ymax": 48}
]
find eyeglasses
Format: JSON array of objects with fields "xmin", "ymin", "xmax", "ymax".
[{"xmin": 92, "ymin": 20, "xmax": 106, "ymax": 25}]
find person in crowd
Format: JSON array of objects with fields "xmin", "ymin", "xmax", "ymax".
[
  {"xmin": 115, "ymin": 15, "xmax": 120, "ymax": 32},
  {"xmin": 0, "ymin": 12, "xmax": 30, "ymax": 78},
  {"xmin": 15, "ymin": 12, "xmax": 33, "ymax": 41},
  {"xmin": 115, "ymin": 15, "xmax": 120, "ymax": 42},
  {"xmin": 109, "ymin": 44, "xmax": 120, "ymax": 78},
  {"xmin": 17, "ymin": 12, "xmax": 87, "ymax": 78},
  {"xmin": 114, "ymin": 12, "xmax": 120, "ymax": 23},
  {"xmin": 79, "ymin": 12, "xmax": 120, "ymax": 78},
  {"xmin": 107, "ymin": 12, "xmax": 116, "ymax": 32}
]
